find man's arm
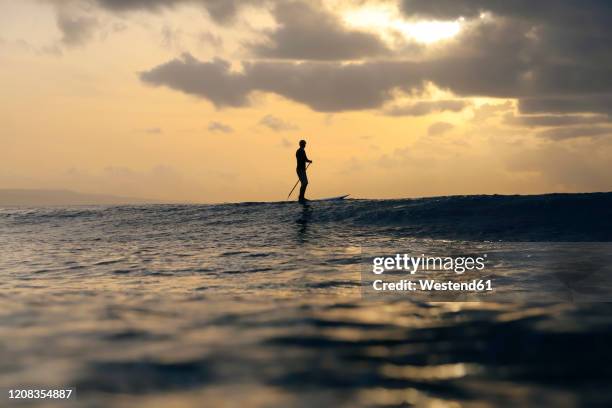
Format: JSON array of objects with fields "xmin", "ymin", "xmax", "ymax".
[{"xmin": 305, "ymin": 152, "xmax": 312, "ymax": 163}]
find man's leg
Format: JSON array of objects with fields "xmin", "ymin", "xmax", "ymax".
[
  {"xmin": 297, "ymin": 170, "xmax": 308, "ymax": 201},
  {"xmin": 299, "ymin": 182, "xmax": 308, "ymax": 201}
]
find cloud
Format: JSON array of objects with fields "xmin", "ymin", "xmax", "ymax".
[
  {"xmin": 428, "ymin": 121, "xmax": 454, "ymax": 136},
  {"xmin": 45, "ymin": 0, "xmax": 612, "ymax": 117},
  {"xmin": 139, "ymin": 16, "xmax": 591, "ymax": 113},
  {"xmin": 504, "ymin": 113, "xmax": 610, "ymax": 127},
  {"xmin": 252, "ymin": 1, "xmax": 389, "ymax": 60},
  {"xmin": 12, "ymin": 38, "xmax": 64, "ymax": 57},
  {"xmin": 140, "ymin": 54, "xmax": 426, "ymax": 111},
  {"xmin": 402, "ymin": 0, "xmax": 612, "ymax": 24},
  {"xmin": 136, "ymin": 0, "xmax": 612, "ymax": 127},
  {"xmin": 401, "ymin": 1, "xmax": 612, "ymax": 117},
  {"xmin": 142, "ymin": 127, "xmax": 163, "ymax": 134},
  {"xmin": 160, "ymin": 25, "xmax": 183, "ymax": 50},
  {"xmin": 208, "ymin": 121, "xmax": 233, "ymax": 133},
  {"xmin": 519, "ymin": 96, "xmax": 612, "ymax": 115},
  {"xmin": 90, "ymin": 0, "xmax": 180, "ymax": 12},
  {"xmin": 56, "ymin": 11, "xmax": 99, "ymax": 46},
  {"xmin": 259, "ymin": 115, "xmax": 298, "ymax": 131},
  {"xmin": 41, "ymin": 0, "xmax": 256, "ymax": 48},
  {"xmin": 471, "ymin": 101, "xmax": 514, "ymax": 122},
  {"xmin": 537, "ymin": 126, "xmax": 612, "ymax": 140},
  {"xmin": 384, "ymin": 100, "xmax": 469, "ymax": 116},
  {"xmin": 91, "ymin": 0, "xmax": 260, "ymax": 22},
  {"xmin": 46, "ymin": 0, "xmax": 263, "ymax": 49},
  {"xmin": 503, "ymin": 140, "xmax": 612, "ymax": 191},
  {"xmin": 402, "ymin": 0, "xmax": 516, "ymax": 20},
  {"xmin": 140, "ymin": 55, "xmax": 251, "ymax": 108},
  {"xmin": 199, "ymin": 31, "xmax": 223, "ymax": 50}
]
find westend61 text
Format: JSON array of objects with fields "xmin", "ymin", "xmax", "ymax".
[{"xmin": 372, "ymin": 279, "xmax": 493, "ymax": 292}]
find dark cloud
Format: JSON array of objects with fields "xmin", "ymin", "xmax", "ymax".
[
  {"xmin": 504, "ymin": 113, "xmax": 610, "ymax": 127},
  {"xmin": 537, "ymin": 126, "xmax": 612, "ymax": 140},
  {"xmin": 422, "ymin": 19, "xmax": 534, "ymax": 98},
  {"xmin": 136, "ymin": 19, "xmax": 545, "ymax": 112},
  {"xmin": 252, "ymin": 1, "xmax": 390, "ymax": 60},
  {"xmin": 57, "ymin": 12, "xmax": 99, "ymax": 46},
  {"xmin": 47, "ymin": 0, "xmax": 262, "ymax": 45},
  {"xmin": 385, "ymin": 100, "xmax": 469, "ymax": 116},
  {"xmin": 402, "ymin": 0, "xmax": 612, "ymax": 24},
  {"xmin": 140, "ymin": 54, "xmax": 251, "ymax": 108},
  {"xmin": 44, "ymin": 0, "xmax": 262, "ymax": 53},
  {"xmin": 402, "ymin": 0, "xmax": 486, "ymax": 20},
  {"xmin": 137, "ymin": 0, "xmax": 612, "ymax": 128},
  {"xmin": 428, "ymin": 121, "xmax": 454, "ymax": 136},
  {"xmin": 92, "ymin": 0, "xmax": 181, "ymax": 12},
  {"xmin": 208, "ymin": 121, "xmax": 233, "ymax": 133},
  {"xmin": 519, "ymin": 96, "xmax": 612, "ymax": 115},
  {"xmin": 259, "ymin": 115, "xmax": 298, "ymax": 131},
  {"xmin": 92, "ymin": 0, "xmax": 258, "ymax": 22},
  {"xmin": 401, "ymin": 1, "xmax": 612, "ymax": 117},
  {"xmin": 244, "ymin": 60, "xmax": 427, "ymax": 111},
  {"xmin": 140, "ymin": 54, "xmax": 427, "ymax": 111}
]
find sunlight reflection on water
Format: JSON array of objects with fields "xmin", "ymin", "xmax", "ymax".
[{"xmin": 1, "ymin": 201, "xmax": 612, "ymax": 407}]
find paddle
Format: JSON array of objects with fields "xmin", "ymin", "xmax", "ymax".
[{"xmin": 287, "ymin": 162, "xmax": 311, "ymax": 200}]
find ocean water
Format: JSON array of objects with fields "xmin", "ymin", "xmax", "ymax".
[{"xmin": 2, "ymin": 193, "xmax": 612, "ymax": 407}]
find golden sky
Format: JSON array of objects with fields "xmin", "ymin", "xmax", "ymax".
[{"xmin": 1, "ymin": 0, "xmax": 611, "ymax": 202}]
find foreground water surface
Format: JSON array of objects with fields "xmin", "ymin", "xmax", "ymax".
[{"xmin": 2, "ymin": 194, "xmax": 612, "ymax": 407}]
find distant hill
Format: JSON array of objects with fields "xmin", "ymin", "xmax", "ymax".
[{"xmin": 0, "ymin": 189, "xmax": 158, "ymax": 206}]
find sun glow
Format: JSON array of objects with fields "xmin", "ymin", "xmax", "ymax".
[{"xmin": 343, "ymin": 6, "xmax": 462, "ymax": 45}]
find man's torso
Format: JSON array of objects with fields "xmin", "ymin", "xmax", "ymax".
[{"xmin": 296, "ymin": 148, "xmax": 307, "ymax": 170}]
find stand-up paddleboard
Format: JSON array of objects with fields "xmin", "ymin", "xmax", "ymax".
[{"xmin": 311, "ymin": 195, "xmax": 350, "ymax": 201}]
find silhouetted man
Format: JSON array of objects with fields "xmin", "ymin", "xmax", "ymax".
[{"xmin": 296, "ymin": 140, "xmax": 312, "ymax": 203}]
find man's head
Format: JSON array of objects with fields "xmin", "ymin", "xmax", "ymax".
[{"xmin": 299, "ymin": 140, "xmax": 306, "ymax": 148}]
